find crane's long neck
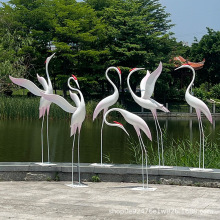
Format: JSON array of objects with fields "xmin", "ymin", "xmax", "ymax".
[
  {"xmin": 104, "ymin": 108, "xmax": 114, "ymax": 127},
  {"xmin": 104, "ymin": 108, "xmax": 129, "ymax": 136},
  {"xmin": 127, "ymin": 70, "xmax": 139, "ymax": 101},
  {"xmin": 106, "ymin": 67, "xmax": 118, "ymax": 94},
  {"xmin": 76, "ymin": 90, "xmax": 85, "ymax": 104},
  {"xmin": 68, "ymin": 79, "xmax": 85, "ymax": 104},
  {"xmin": 186, "ymin": 66, "xmax": 195, "ymax": 95},
  {"xmin": 104, "ymin": 108, "xmax": 124, "ymax": 125},
  {"xmin": 46, "ymin": 61, "xmax": 52, "ymax": 88}
]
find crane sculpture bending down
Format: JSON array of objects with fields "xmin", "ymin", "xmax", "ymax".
[
  {"xmin": 104, "ymin": 108, "xmax": 156, "ymax": 191},
  {"xmin": 9, "ymin": 53, "xmax": 56, "ymax": 166},
  {"xmin": 92, "ymin": 67, "xmax": 121, "ymax": 167},
  {"xmin": 175, "ymin": 64, "xmax": 213, "ymax": 171},
  {"xmin": 127, "ymin": 66, "xmax": 170, "ymax": 168},
  {"xmin": 41, "ymin": 75, "xmax": 88, "ymax": 187}
]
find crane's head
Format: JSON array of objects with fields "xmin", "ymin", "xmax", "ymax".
[
  {"xmin": 45, "ymin": 53, "xmax": 56, "ymax": 65},
  {"xmin": 116, "ymin": 67, "xmax": 122, "ymax": 85},
  {"xmin": 113, "ymin": 121, "xmax": 129, "ymax": 136},
  {"xmin": 106, "ymin": 66, "xmax": 122, "ymax": 85},
  {"xmin": 103, "ymin": 108, "xmax": 129, "ymax": 136},
  {"xmin": 71, "ymin": 74, "xmax": 80, "ymax": 89},
  {"xmin": 129, "ymin": 67, "xmax": 145, "ymax": 73},
  {"xmin": 174, "ymin": 63, "xmax": 193, "ymax": 71}
]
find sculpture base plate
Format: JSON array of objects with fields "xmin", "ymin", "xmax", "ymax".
[
  {"xmin": 131, "ymin": 187, "xmax": 157, "ymax": 191},
  {"xmin": 150, "ymin": 165, "xmax": 173, "ymax": 169},
  {"xmin": 90, "ymin": 163, "xmax": 113, "ymax": 167},
  {"xmin": 66, "ymin": 183, "xmax": 88, "ymax": 188},
  {"xmin": 35, "ymin": 162, "xmax": 57, "ymax": 166},
  {"xmin": 189, "ymin": 168, "xmax": 213, "ymax": 172}
]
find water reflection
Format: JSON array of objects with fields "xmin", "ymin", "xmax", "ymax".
[{"xmin": 0, "ymin": 117, "xmax": 218, "ymax": 164}]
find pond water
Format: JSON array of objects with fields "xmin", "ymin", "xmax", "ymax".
[{"xmin": 0, "ymin": 117, "xmax": 219, "ymax": 164}]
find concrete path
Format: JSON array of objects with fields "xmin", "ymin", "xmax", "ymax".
[{"xmin": 0, "ymin": 182, "xmax": 219, "ymax": 220}]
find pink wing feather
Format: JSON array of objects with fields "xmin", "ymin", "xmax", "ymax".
[
  {"xmin": 140, "ymin": 70, "xmax": 150, "ymax": 98},
  {"xmin": 93, "ymin": 100, "xmax": 107, "ymax": 121},
  {"xmin": 9, "ymin": 76, "xmax": 43, "ymax": 96},
  {"xmin": 142, "ymin": 62, "xmax": 162, "ymax": 99},
  {"xmin": 41, "ymin": 92, "xmax": 76, "ymax": 113}
]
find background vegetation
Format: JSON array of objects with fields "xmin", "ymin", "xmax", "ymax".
[{"xmin": 0, "ymin": 0, "xmax": 220, "ymax": 107}]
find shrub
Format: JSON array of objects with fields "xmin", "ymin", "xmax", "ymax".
[
  {"xmin": 193, "ymin": 87, "xmax": 208, "ymax": 100},
  {"xmin": 210, "ymin": 84, "xmax": 220, "ymax": 99}
]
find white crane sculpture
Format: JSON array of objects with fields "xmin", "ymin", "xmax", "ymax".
[
  {"xmin": 104, "ymin": 108, "xmax": 156, "ymax": 191},
  {"xmin": 175, "ymin": 64, "xmax": 213, "ymax": 171},
  {"xmin": 127, "ymin": 65, "xmax": 171, "ymax": 168},
  {"xmin": 9, "ymin": 53, "xmax": 56, "ymax": 166},
  {"xmin": 92, "ymin": 67, "xmax": 121, "ymax": 167},
  {"xmin": 41, "ymin": 75, "xmax": 88, "ymax": 187}
]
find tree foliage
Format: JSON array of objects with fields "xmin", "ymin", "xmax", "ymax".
[
  {"xmin": 210, "ymin": 83, "xmax": 220, "ymax": 99},
  {"xmin": 0, "ymin": 0, "xmax": 177, "ymax": 101},
  {"xmin": 6, "ymin": 0, "xmax": 220, "ymax": 105},
  {"xmin": 190, "ymin": 28, "xmax": 220, "ymax": 88},
  {"xmin": 86, "ymin": 0, "xmax": 176, "ymax": 103}
]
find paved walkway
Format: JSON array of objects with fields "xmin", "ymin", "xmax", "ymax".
[{"xmin": 0, "ymin": 181, "xmax": 219, "ymax": 219}]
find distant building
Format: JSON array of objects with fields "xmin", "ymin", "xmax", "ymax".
[
  {"xmin": 172, "ymin": 56, "xmax": 205, "ymax": 88},
  {"xmin": 173, "ymin": 56, "xmax": 205, "ymax": 70},
  {"xmin": 47, "ymin": 41, "xmax": 56, "ymax": 51}
]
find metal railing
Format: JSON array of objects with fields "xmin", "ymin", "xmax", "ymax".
[{"xmin": 125, "ymin": 102, "xmax": 220, "ymax": 114}]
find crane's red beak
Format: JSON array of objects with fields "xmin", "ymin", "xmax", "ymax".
[
  {"xmin": 113, "ymin": 121, "xmax": 123, "ymax": 126},
  {"xmin": 72, "ymin": 74, "xmax": 77, "ymax": 80},
  {"xmin": 117, "ymin": 67, "xmax": 121, "ymax": 74},
  {"xmin": 129, "ymin": 68, "xmax": 136, "ymax": 72}
]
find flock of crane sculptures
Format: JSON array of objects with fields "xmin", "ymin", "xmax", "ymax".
[{"xmin": 9, "ymin": 53, "xmax": 213, "ymax": 190}]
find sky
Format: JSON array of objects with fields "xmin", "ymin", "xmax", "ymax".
[
  {"xmin": 159, "ymin": 0, "xmax": 220, "ymax": 45},
  {"xmin": 1, "ymin": 0, "xmax": 220, "ymax": 45}
]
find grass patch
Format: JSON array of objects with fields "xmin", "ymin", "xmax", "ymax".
[
  {"xmin": 0, "ymin": 96, "xmax": 68, "ymax": 120},
  {"xmin": 128, "ymin": 131, "xmax": 220, "ymax": 169},
  {"xmin": 91, "ymin": 175, "xmax": 101, "ymax": 182},
  {"xmin": 0, "ymin": 96, "xmax": 124, "ymax": 120}
]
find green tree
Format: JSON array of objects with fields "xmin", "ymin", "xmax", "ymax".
[
  {"xmin": 51, "ymin": 0, "xmax": 108, "ymax": 97},
  {"xmin": 86, "ymin": 0, "xmax": 175, "ymax": 104},
  {"xmin": 0, "ymin": 6, "xmax": 33, "ymax": 94},
  {"xmin": 210, "ymin": 83, "xmax": 220, "ymax": 99},
  {"xmin": 0, "ymin": 0, "xmax": 178, "ymax": 103},
  {"xmin": 0, "ymin": 0, "xmax": 108, "ymax": 98},
  {"xmin": 190, "ymin": 28, "xmax": 220, "ymax": 88},
  {"xmin": 0, "ymin": 0, "xmax": 52, "ymax": 88}
]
